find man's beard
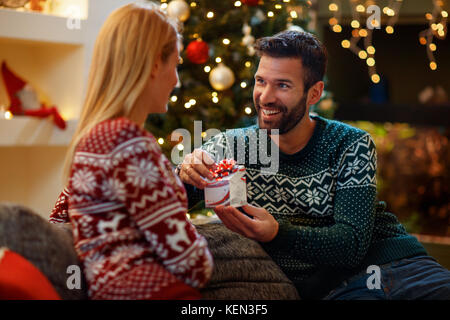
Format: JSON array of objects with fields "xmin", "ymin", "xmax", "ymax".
[{"xmin": 255, "ymin": 95, "xmax": 307, "ymax": 135}]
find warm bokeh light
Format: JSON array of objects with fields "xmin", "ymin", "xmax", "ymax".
[
  {"xmin": 329, "ymin": 3, "xmax": 338, "ymax": 11},
  {"xmin": 332, "ymin": 24, "xmax": 342, "ymax": 33},
  {"xmin": 371, "ymin": 74, "xmax": 380, "ymax": 83},
  {"xmin": 341, "ymin": 40, "xmax": 350, "ymax": 48},
  {"xmin": 358, "ymin": 50, "xmax": 368, "ymax": 59}
]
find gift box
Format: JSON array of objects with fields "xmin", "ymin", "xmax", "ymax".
[{"xmin": 204, "ymin": 159, "xmax": 247, "ymax": 208}]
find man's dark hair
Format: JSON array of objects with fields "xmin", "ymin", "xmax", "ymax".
[{"xmin": 254, "ymin": 30, "xmax": 327, "ymax": 92}]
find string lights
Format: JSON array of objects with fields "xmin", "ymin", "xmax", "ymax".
[
  {"xmin": 329, "ymin": 0, "xmax": 403, "ymax": 83},
  {"xmin": 419, "ymin": 0, "xmax": 448, "ymax": 71}
]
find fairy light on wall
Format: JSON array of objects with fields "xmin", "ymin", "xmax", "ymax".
[
  {"xmin": 419, "ymin": 0, "xmax": 447, "ymax": 71},
  {"xmin": 330, "ymin": 0, "xmax": 404, "ymax": 83}
]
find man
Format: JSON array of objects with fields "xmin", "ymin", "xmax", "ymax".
[{"xmin": 177, "ymin": 30, "xmax": 450, "ymax": 299}]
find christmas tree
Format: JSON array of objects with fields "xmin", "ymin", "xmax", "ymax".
[{"xmin": 145, "ymin": 0, "xmax": 333, "ymax": 159}]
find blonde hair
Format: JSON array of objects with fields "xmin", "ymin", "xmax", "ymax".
[{"xmin": 63, "ymin": 2, "xmax": 179, "ymax": 183}]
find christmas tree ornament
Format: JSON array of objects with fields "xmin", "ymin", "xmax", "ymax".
[
  {"xmin": 209, "ymin": 63, "xmax": 235, "ymax": 91},
  {"xmin": 167, "ymin": 0, "xmax": 190, "ymax": 22},
  {"xmin": 186, "ymin": 39, "xmax": 210, "ymax": 64},
  {"xmin": 1, "ymin": 61, "xmax": 66, "ymax": 129},
  {"xmin": 242, "ymin": 0, "xmax": 259, "ymax": 6},
  {"xmin": 242, "ymin": 23, "xmax": 255, "ymax": 56},
  {"xmin": 250, "ymin": 9, "xmax": 266, "ymax": 25}
]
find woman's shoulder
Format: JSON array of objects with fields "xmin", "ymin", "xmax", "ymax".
[{"xmin": 77, "ymin": 117, "xmax": 157, "ymax": 154}]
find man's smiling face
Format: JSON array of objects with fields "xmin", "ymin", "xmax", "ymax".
[{"xmin": 253, "ymin": 55, "xmax": 308, "ymax": 134}]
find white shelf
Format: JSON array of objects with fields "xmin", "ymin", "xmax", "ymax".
[
  {"xmin": 0, "ymin": 8, "xmax": 85, "ymax": 45},
  {"xmin": 0, "ymin": 117, "xmax": 77, "ymax": 146},
  {"xmin": 0, "ymin": 0, "xmax": 133, "ymax": 218}
]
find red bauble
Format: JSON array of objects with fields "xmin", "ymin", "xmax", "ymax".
[
  {"xmin": 242, "ymin": 0, "xmax": 260, "ymax": 6},
  {"xmin": 186, "ymin": 40, "xmax": 210, "ymax": 64}
]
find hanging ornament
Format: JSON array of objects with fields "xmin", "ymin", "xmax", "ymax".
[
  {"xmin": 242, "ymin": 23, "xmax": 255, "ymax": 56},
  {"xmin": 186, "ymin": 39, "xmax": 210, "ymax": 64},
  {"xmin": 242, "ymin": 0, "xmax": 260, "ymax": 6},
  {"xmin": 209, "ymin": 63, "xmax": 235, "ymax": 91},
  {"xmin": 250, "ymin": 9, "xmax": 267, "ymax": 26},
  {"xmin": 167, "ymin": 0, "xmax": 190, "ymax": 22}
]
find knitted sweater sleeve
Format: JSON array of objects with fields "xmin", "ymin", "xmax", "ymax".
[
  {"xmin": 121, "ymin": 134, "xmax": 213, "ymax": 288},
  {"xmin": 263, "ymin": 134, "xmax": 377, "ymax": 269},
  {"xmin": 49, "ymin": 187, "xmax": 70, "ymax": 224}
]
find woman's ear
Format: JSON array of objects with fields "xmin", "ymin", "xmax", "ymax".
[
  {"xmin": 306, "ymin": 81, "xmax": 325, "ymax": 106},
  {"xmin": 150, "ymin": 55, "xmax": 162, "ymax": 79}
]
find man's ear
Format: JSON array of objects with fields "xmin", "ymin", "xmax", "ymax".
[{"xmin": 306, "ymin": 81, "xmax": 325, "ymax": 106}]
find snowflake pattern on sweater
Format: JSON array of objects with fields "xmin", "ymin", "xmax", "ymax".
[
  {"xmin": 50, "ymin": 118, "xmax": 213, "ymax": 299},
  {"xmin": 185, "ymin": 114, "xmax": 426, "ymax": 296}
]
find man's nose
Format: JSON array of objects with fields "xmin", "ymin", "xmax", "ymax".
[{"xmin": 258, "ymin": 85, "xmax": 276, "ymax": 106}]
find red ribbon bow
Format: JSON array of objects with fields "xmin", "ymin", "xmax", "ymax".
[{"xmin": 209, "ymin": 159, "xmax": 238, "ymax": 180}]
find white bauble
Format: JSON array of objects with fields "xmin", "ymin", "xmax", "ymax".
[
  {"xmin": 242, "ymin": 23, "xmax": 251, "ymax": 35},
  {"xmin": 247, "ymin": 45, "xmax": 256, "ymax": 56},
  {"xmin": 209, "ymin": 63, "xmax": 235, "ymax": 91},
  {"xmin": 242, "ymin": 34, "xmax": 255, "ymax": 47},
  {"xmin": 167, "ymin": 0, "xmax": 190, "ymax": 22}
]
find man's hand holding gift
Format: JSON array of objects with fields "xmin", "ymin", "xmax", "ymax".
[
  {"xmin": 178, "ymin": 149, "xmax": 279, "ymax": 243},
  {"xmin": 213, "ymin": 205, "xmax": 279, "ymax": 243}
]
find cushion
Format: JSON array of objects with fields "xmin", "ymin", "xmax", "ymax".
[
  {"xmin": 194, "ymin": 218, "xmax": 300, "ymax": 300},
  {"xmin": 0, "ymin": 203, "xmax": 88, "ymax": 300},
  {"xmin": 0, "ymin": 247, "xmax": 60, "ymax": 300}
]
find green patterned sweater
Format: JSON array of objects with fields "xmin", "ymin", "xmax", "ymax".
[{"xmin": 185, "ymin": 114, "xmax": 427, "ymax": 299}]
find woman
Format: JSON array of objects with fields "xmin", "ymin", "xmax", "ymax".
[{"xmin": 49, "ymin": 2, "xmax": 213, "ymax": 300}]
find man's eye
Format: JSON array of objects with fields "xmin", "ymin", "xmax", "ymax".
[
  {"xmin": 279, "ymin": 83, "xmax": 289, "ymax": 89},
  {"xmin": 256, "ymin": 78, "xmax": 264, "ymax": 84}
]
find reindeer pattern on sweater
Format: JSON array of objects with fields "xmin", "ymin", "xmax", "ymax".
[{"xmin": 50, "ymin": 118, "xmax": 213, "ymax": 299}]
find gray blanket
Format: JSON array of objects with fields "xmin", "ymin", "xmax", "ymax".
[{"xmin": 195, "ymin": 219, "xmax": 300, "ymax": 300}]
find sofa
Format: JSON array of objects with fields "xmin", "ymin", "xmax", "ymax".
[{"xmin": 0, "ymin": 203, "xmax": 299, "ymax": 300}]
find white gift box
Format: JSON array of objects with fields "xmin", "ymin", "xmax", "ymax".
[{"xmin": 204, "ymin": 166, "xmax": 247, "ymax": 208}]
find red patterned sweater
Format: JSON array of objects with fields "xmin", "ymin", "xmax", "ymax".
[{"xmin": 50, "ymin": 118, "xmax": 213, "ymax": 299}]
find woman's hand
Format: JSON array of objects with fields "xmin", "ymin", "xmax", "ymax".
[{"xmin": 213, "ymin": 204, "xmax": 279, "ymax": 242}]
